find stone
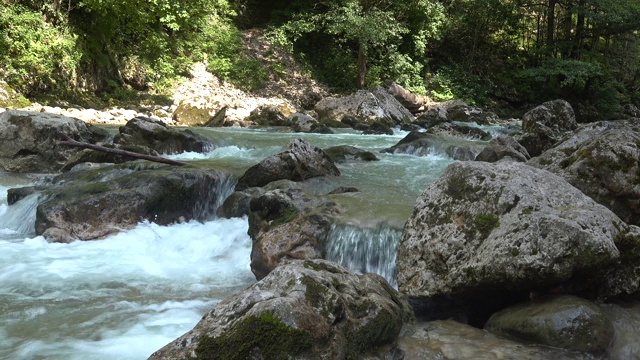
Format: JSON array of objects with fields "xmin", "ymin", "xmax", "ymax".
[
  {"xmin": 314, "ymin": 87, "xmax": 414, "ymax": 130},
  {"xmin": 426, "ymin": 122, "xmax": 492, "ymax": 141},
  {"xmin": 172, "ymin": 102, "xmax": 215, "ymax": 126},
  {"xmin": 247, "ymin": 188, "xmax": 340, "ymax": 280},
  {"xmin": 475, "ymin": 135, "xmax": 531, "ymax": 163},
  {"xmin": 528, "ymin": 120, "xmax": 640, "ymax": 226},
  {"xmin": 387, "ymin": 320, "xmax": 594, "ymax": 360},
  {"xmin": 148, "ymin": 259, "xmax": 414, "ymax": 360},
  {"xmin": 35, "ymin": 162, "xmax": 230, "ymax": 241},
  {"xmin": 235, "ymin": 138, "xmax": 340, "ymax": 191},
  {"xmin": 516, "ymin": 99, "xmax": 577, "ymax": 157},
  {"xmin": 397, "ymin": 161, "xmax": 631, "ymax": 305},
  {"xmin": 414, "ymin": 106, "xmax": 448, "ymax": 128},
  {"xmin": 485, "ymin": 295, "xmax": 614, "ymax": 355},
  {"xmin": 247, "ymin": 105, "xmax": 290, "ymax": 126},
  {"xmin": 382, "ymin": 130, "xmax": 485, "ymax": 160},
  {"xmin": 324, "ymin": 145, "xmax": 379, "ymax": 163},
  {"xmin": 115, "ymin": 116, "xmax": 214, "ymax": 154},
  {"xmin": 289, "ymin": 112, "xmax": 333, "ymax": 133},
  {"xmin": 446, "ymin": 104, "xmax": 498, "ymax": 125},
  {"xmin": 0, "ymin": 110, "xmax": 110, "ymax": 173}
]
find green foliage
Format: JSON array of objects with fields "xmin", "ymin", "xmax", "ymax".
[
  {"xmin": 427, "ymin": 66, "xmax": 492, "ymax": 105},
  {"xmin": 0, "ymin": 3, "xmax": 80, "ymax": 95}
]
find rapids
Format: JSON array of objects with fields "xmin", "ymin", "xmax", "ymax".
[{"xmin": 0, "ymin": 125, "xmax": 474, "ymax": 359}]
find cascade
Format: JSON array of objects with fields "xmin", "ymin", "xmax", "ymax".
[{"xmin": 326, "ymin": 223, "xmax": 401, "ymax": 288}]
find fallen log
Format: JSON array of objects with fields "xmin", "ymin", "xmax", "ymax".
[
  {"xmin": 383, "ymin": 80, "xmax": 432, "ymax": 113},
  {"xmin": 57, "ymin": 138, "xmax": 188, "ymax": 166}
]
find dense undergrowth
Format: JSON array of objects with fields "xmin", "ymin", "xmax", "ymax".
[{"xmin": 1, "ymin": 0, "xmax": 639, "ymax": 119}]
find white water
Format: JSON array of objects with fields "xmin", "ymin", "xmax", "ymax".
[{"xmin": 0, "ymin": 197, "xmax": 253, "ymax": 359}]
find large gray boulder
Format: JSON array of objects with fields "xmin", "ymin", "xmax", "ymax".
[
  {"xmin": 235, "ymin": 138, "xmax": 340, "ymax": 191},
  {"xmin": 116, "ymin": 116, "xmax": 214, "ymax": 154},
  {"xmin": 314, "ymin": 87, "xmax": 414, "ymax": 130},
  {"xmin": 528, "ymin": 120, "xmax": 640, "ymax": 226},
  {"xmin": 33, "ymin": 162, "xmax": 229, "ymax": 242},
  {"xmin": 382, "ymin": 131, "xmax": 485, "ymax": 161},
  {"xmin": 516, "ymin": 99, "xmax": 577, "ymax": 157},
  {"xmin": 485, "ymin": 295, "xmax": 614, "ymax": 355},
  {"xmin": 247, "ymin": 105, "xmax": 290, "ymax": 126},
  {"xmin": 289, "ymin": 112, "xmax": 333, "ymax": 134},
  {"xmin": 248, "ymin": 188, "xmax": 340, "ymax": 280},
  {"xmin": 0, "ymin": 110, "xmax": 110, "ymax": 172},
  {"xmin": 148, "ymin": 259, "xmax": 414, "ymax": 360},
  {"xmin": 446, "ymin": 104, "xmax": 498, "ymax": 125},
  {"xmin": 324, "ymin": 145, "xmax": 379, "ymax": 163},
  {"xmin": 397, "ymin": 161, "xmax": 636, "ymax": 304}
]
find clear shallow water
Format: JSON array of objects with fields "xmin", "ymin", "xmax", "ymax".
[{"xmin": 0, "ymin": 126, "xmax": 483, "ymax": 359}]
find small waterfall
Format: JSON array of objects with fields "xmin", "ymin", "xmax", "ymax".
[
  {"xmin": 326, "ymin": 223, "xmax": 401, "ymax": 288},
  {"xmin": 0, "ymin": 193, "xmax": 39, "ymax": 237}
]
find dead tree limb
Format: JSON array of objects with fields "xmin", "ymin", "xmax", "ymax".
[{"xmin": 58, "ymin": 138, "xmax": 188, "ymax": 166}]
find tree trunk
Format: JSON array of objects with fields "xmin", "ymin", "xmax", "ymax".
[
  {"xmin": 573, "ymin": 0, "xmax": 586, "ymax": 59},
  {"xmin": 58, "ymin": 139, "xmax": 188, "ymax": 166},
  {"xmin": 547, "ymin": 0, "xmax": 557, "ymax": 55},
  {"xmin": 357, "ymin": 43, "xmax": 367, "ymax": 89}
]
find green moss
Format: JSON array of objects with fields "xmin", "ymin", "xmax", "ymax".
[
  {"xmin": 538, "ymin": 157, "xmax": 553, "ymax": 166},
  {"xmin": 511, "ymin": 248, "xmax": 520, "ymax": 256},
  {"xmin": 270, "ymin": 206, "xmax": 299, "ymax": 227},
  {"xmin": 522, "ymin": 207, "xmax": 533, "ymax": 215},
  {"xmin": 474, "ymin": 213, "xmax": 500, "ymax": 239},
  {"xmin": 195, "ymin": 312, "xmax": 314, "ymax": 360},
  {"xmin": 303, "ymin": 260, "xmax": 344, "ymax": 274},
  {"xmin": 301, "ymin": 275, "xmax": 328, "ymax": 309},
  {"xmin": 614, "ymin": 226, "xmax": 640, "ymax": 259}
]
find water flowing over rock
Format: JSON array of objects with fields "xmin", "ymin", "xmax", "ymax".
[
  {"xmin": 115, "ymin": 116, "xmax": 214, "ymax": 154},
  {"xmin": 475, "ymin": 135, "xmax": 531, "ymax": 163},
  {"xmin": 314, "ymin": 86, "xmax": 414, "ymax": 130},
  {"xmin": 148, "ymin": 259, "xmax": 414, "ymax": 360},
  {"xmin": 396, "ymin": 161, "xmax": 636, "ymax": 308},
  {"xmin": 516, "ymin": 99, "xmax": 577, "ymax": 157},
  {"xmin": 0, "ymin": 110, "xmax": 110, "ymax": 172},
  {"xmin": 248, "ymin": 187, "xmax": 340, "ymax": 280},
  {"xmin": 326, "ymin": 223, "xmax": 401, "ymax": 288},
  {"xmin": 528, "ymin": 120, "xmax": 640, "ymax": 226},
  {"xmin": 235, "ymin": 138, "xmax": 340, "ymax": 191},
  {"xmin": 33, "ymin": 162, "xmax": 231, "ymax": 241},
  {"xmin": 602, "ymin": 303, "xmax": 640, "ymax": 359},
  {"xmin": 485, "ymin": 295, "xmax": 614, "ymax": 355}
]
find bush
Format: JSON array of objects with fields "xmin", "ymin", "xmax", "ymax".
[{"xmin": 0, "ymin": 4, "xmax": 80, "ymax": 95}]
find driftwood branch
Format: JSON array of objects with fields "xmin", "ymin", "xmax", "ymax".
[{"xmin": 58, "ymin": 138, "xmax": 188, "ymax": 166}]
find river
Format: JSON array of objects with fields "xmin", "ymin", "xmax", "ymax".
[{"xmin": 0, "ymin": 126, "xmax": 495, "ymax": 359}]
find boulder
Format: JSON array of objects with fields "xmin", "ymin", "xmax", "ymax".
[
  {"xmin": 34, "ymin": 162, "xmax": 229, "ymax": 241},
  {"xmin": 414, "ymin": 106, "xmax": 448, "ymax": 128},
  {"xmin": 247, "ymin": 105, "xmax": 290, "ymax": 126},
  {"xmin": 426, "ymin": 122, "xmax": 492, "ymax": 141},
  {"xmin": 324, "ymin": 145, "xmax": 379, "ymax": 163},
  {"xmin": 475, "ymin": 135, "xmax": 531, "ymax": 163},
  {"xmin": 289, "ymin": 112, "xmax": 333, "ymax": 133},
  {"xmin": 314, "ymin": 87, "xmax": 414, "ymax": 130},
  {"xmin": 516, "ymin": 100, "xmax": 577, "ymax": 157},
  {"xmin": 148, "ymin": 259, "xmax": 414, "ymax": 360},
  {"xmin": 235, "ymin": 138, "xmax": 340, "ymax": 191},
  {"xmin": 397, "ymin": 161, "xmax": 634, "ymax": 306},
  {"xmin": 172, "ymin": 102, "xmax": 216, "ymax": 126},
  {"xmin": 382, "ymin": 131, "xmax": 484, "ymax": 160},
  {"xmin": 446, "ymin": 104, "xmax": 498, "ymax": 125},
  {"xmin": 248, "ymin": 188, "xmax": 340, "ymax": 280},
  {"xmin": 485, "ymin": 295, "xmax": 614, "ymax": 355},
  {"xmin": 528, "ymin": 120, "xmax": 640, "ymax": 226},
  {"xmin": 218, "ymin": 180, "xmax": 304, "ymax": 219},
  {"xmin": 0, "ymin": 110, "xmax": 110, "ymax": 173},
  {"xmin": 116, "ymin": 117, "xmax": 214, "ymax": 154},
  {"xmin": 390, "ymin": 320, "xmax": 593, "ymax": 360}
]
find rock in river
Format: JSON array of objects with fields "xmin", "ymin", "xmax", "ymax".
[{"xmin": 148, "ymin": 259, "xmax": 414, "ymax": 360}]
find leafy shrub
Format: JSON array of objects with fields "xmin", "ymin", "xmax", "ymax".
[{"xmin": 0, "ymin": 4, "xmax": 80, "ymax": 95}]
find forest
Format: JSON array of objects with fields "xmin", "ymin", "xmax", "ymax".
[{"xmin": 1, "ymin": 0, "xmax": 639, "ymax": 120}]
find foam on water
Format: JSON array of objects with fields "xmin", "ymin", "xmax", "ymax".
[
  {"xmin": 0, "ymin": 218, "xmax": 254, "ymax": 360},
  {"xmin": 166, "ymin": 145, "xmax": 259, "ymax": 161}
]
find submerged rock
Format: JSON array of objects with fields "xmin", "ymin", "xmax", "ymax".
[
  {"xmin": 528, "ymin": 120, "xmax": 640, "ymax": 226},
  {"xmin": 34, "ymin": 162, "xmax": 230, "ymax": 241},
  {"xmin": 235, "ymin": 138, "xmax": 340, "ymax": 191},
  {"xmin": 382, "ymin": 131, "xmax": 484, "ymax": 160},
  {"xmin": 396, "ymin": 161, "xmax": 635, "ymax": 308},
  {"xmin": 0, "ymin": 110, "xmax": 110, "ymax": 173},
  {"xmin": 485, "ymin": 295, "xmax": 614, "ymax": 355},
  {"xmin": 116, "ymin": 116, "xmax": 214, "ymax": 154},
  {"xmin": 248, "ymin": 187, "xmax": 340, "ymax": 280},
  {"xmin": 148, "ymin": 259, "xmax": 414, "ymax": 360}
]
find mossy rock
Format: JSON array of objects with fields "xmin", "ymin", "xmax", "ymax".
[{"xmin": 0, "ymin": 81, "xmax": 31, "ymax": 108}]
